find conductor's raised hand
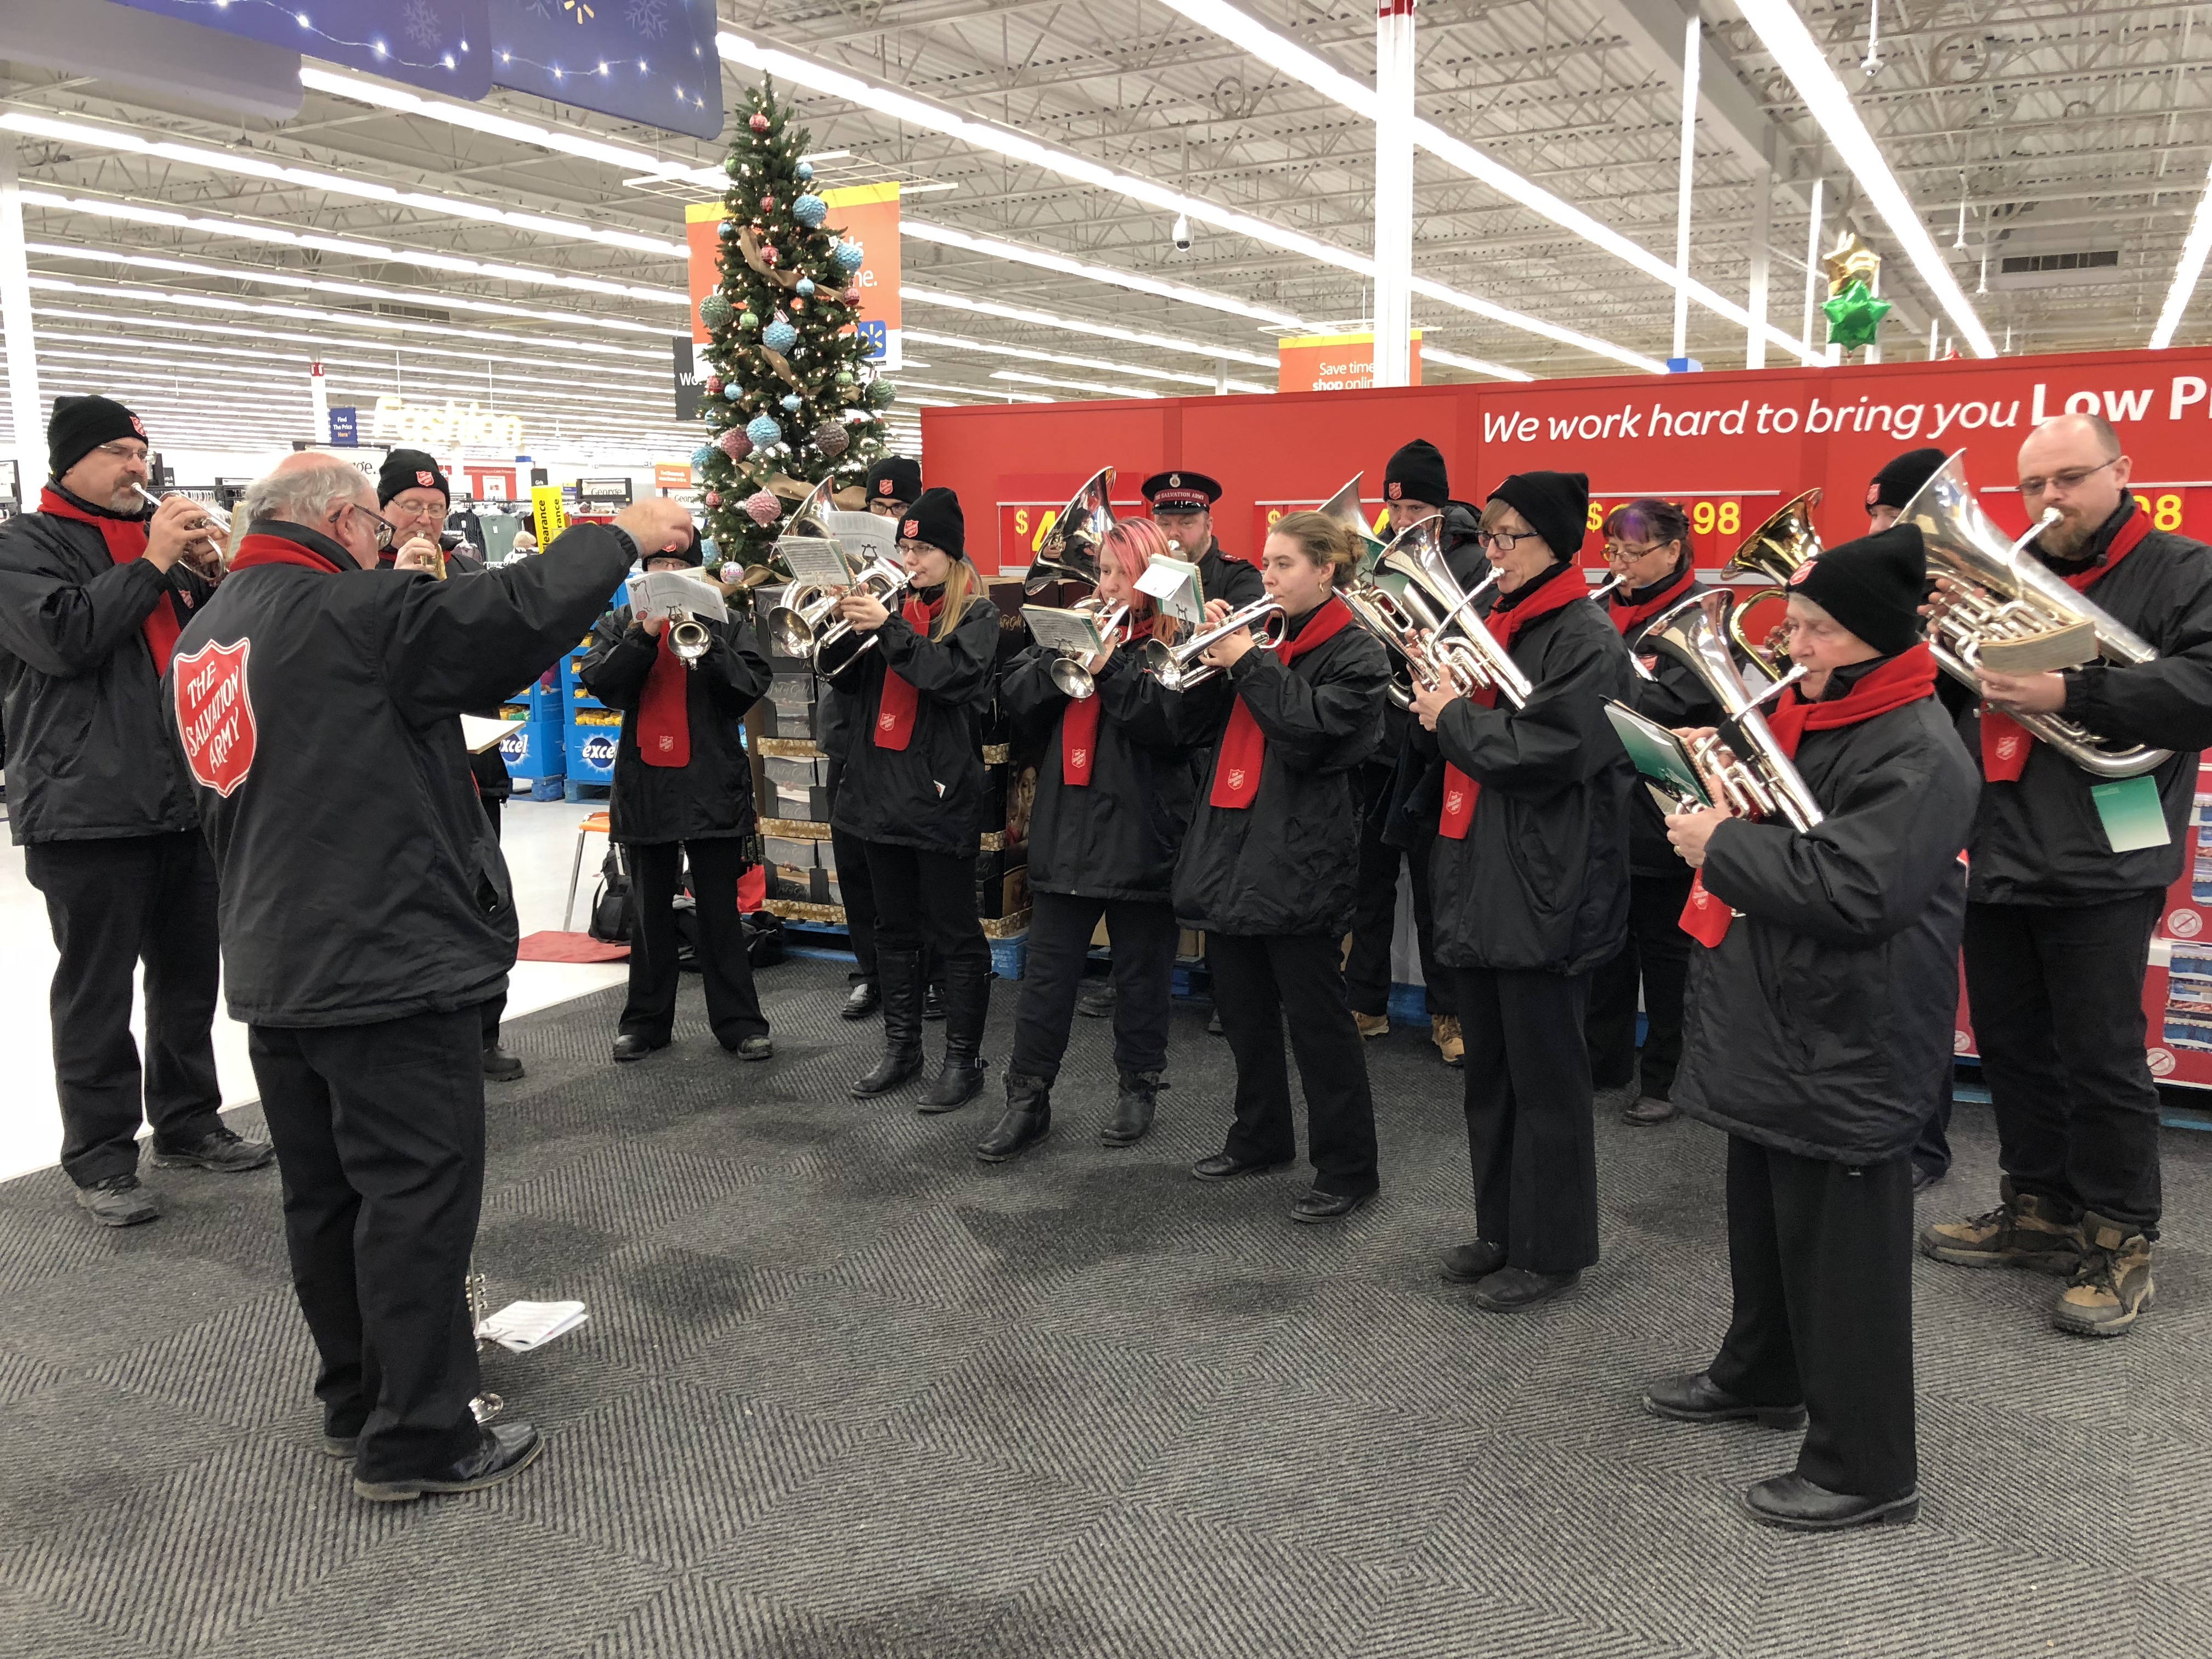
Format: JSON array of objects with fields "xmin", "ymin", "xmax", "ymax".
[{"xmin": 612, "ymin": 498, "xmax": 696, "ymax": 558}]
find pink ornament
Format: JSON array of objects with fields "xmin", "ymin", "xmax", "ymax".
[
  {"xmin": 760, "ymin": 245, "xmax": 779, "ymax": 266},
  {"xmin": 743, "ymin": 490, "xmax": 782, "ymax": 526},
  {"xmin": 704, "ymin": 490, "xmax": 721, "ymax": 508},
  {"xmin": 842, "ymin": 285, "xmax": 861, "ymax": 303},
  {"xmin": 704, "ymin": 375, "xmax": 724, "ymax": 397},
  {"xmin": 715, "ymin": 428, "xmax": 753, "ymax": 461},
  {"xmin": 760, "ymin": 195, "xmax": 776, "ymax": 212},
  {"xmin": 749, "ymin": 112, "xmax": 770, "ymax": 133}
]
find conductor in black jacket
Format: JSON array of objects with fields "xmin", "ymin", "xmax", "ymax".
[
  {"xmin": 1410, "ymin": 470, "xmax": 1634, "ymax": 1311},
  {"xmin": 1646, "ymin": 525, "xmax": 1978, "ymax": 1532},
  {"xmin": 166, "ymin": 453, "xmax": 695, "ymax": 1503},
  {"xmin": 1171, "ymin": 510, "xmax": 1390, "ymax": 1222},
  {"xmin": 579, "ymin": 527, "xmax": 775, "ymax": 1063},
  {"xmin": 821, "ymin": 488, "xmax": 1004, "ymax": 1111}
]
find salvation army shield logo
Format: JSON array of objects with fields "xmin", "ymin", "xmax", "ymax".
[
  {"xmin": 879, "ymin": 711, "xmax": 897, "ymax": 730},
  {"xmin": 1069, "ymin": 747, "xmax": 1088, "ymax": 768},
  {"xmin": 1225, "ymin": 768, "xmax": 1246, "ymax": 792},
  {"xmin": 1994, "ymin": 731, "xmax": 2024, "ymax": 763},
  {"xmin": 173, "ymin": 637, "xmax": 257, "ymax": 798},
  {"xmin": 1444, "ymin": 787, "xmax": 1465, "ymax": 817}
]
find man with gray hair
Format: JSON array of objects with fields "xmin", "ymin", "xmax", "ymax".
[{"xmin": 165, "ymin": 452, "xmax": 693, "ymax": 1502}]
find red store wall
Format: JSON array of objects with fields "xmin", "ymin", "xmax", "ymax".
[{"xmin": 921, "ymin": 346, "xmax": 2212, "ymax": 575}]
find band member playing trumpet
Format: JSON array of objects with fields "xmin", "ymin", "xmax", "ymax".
[
  {"xmin": 979, "ymin": 520, "xmax": 1192, "ymax": 1160},
  {"xmin": 1646, "ymin": 524, "xmax": 1978, "ymax": 1532},
  {"xmin": 579, "ymin": 526, "xmax": 775, "ymax": 1064},
  {"xmin": 1408, "ymin": 470, "xmax": 1634, "ymax": 1311},
  {"xmin": 822, "ymin": 488, "xmax": 1004, "ymax": 1111},
  {"xmin": 1922, "ymin": 413, "xmax": 2212, "ymax": 1337},
  {"xmin": 1172, "ymin": 511, "xmax": 1390, "ymax": 1221},
  {"xmin": 1584, "ymin": 499, "xmax": 1719, "ymax": 1127}
]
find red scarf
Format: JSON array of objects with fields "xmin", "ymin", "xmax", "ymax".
[
  {"xmin": 873, "ymin": 592, "xmax": 947, "ymax": 751},
  {"xmin": 636, "ymin": 630, "xmax": 691, "ymax": 768},
  {"xmin": 1607, "ymin": 565, "xmax": 1695, "ymax": 636},
  {"xmin": 1681, "ymin": 644, "xmax": 1940, "ymax": 946},
  {"xmin": 1979, "ymin": 510, "xmax": 2151, "ymax": 782},
  {"xmin": 1060, "ymin": 690, "xmax": 1103, "ymax": 787},
  {"xmin": 1207, "ymin": 595, "xmax": 1355, "ymax": 809},
  {"xmin": 1439, "ymin": 565, "xmax": 1585, "ymax": 838},
  {"xmin": 40, "ymin": 487, "xmax": 184, "ymax": 673},
  {"xmin": 229, "ymin": 533, "xmax": 345, "ymax": 574}
]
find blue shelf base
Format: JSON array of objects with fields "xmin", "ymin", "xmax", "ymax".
[{"xmin": 562, "ymin": 779, "xmax": 612, "ymax": 803}]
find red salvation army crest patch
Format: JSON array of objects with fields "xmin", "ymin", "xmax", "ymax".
[
  {"xmin": 1787, "ymin": 558, "xmax": 1816, "ymax": 586},
  {"xmin": 416, "ymin": 470, "xmax": 436, "ymax": 488},
  {"xmin": 172, "ymin": 637, "xmax": 257, "ymax": 798},
  {"xmin": 1865, "ymin": 482, "xmax": 1882, "ymax": 507},
  {"xmin": 877, "ymin": 478, "xmax": 894, "ymax": 494},
  {"xmin": 1388, "ymin": 482, "xmax": 1403, "ymax": 500},
  {"xmin": 130, "ymin": 414, "xmax": 147, "ymax": 437},
  {"xmin": 902, "ymin": 518, "xmax": 919, "ymax": 538}
]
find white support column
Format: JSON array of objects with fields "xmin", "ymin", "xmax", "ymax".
[
  {"xmin": 1745, "ymin": 161, "xmax": 1773, "ymax": 369},
  {"xmin": 1799, "ymin": 176, "xmax": 1825, "ymax": 359},
  {"xmin": 1373, "ymin": 0, "xmax": 1417, "ymax": 387},
  {"xmin": 0, "ymin": 136, "xmax": 44, "ymax": 474},
  {"xmin": 1670, "ymin": 3, "xmax": 1701, "ymax": 365},
  {"xmin": 1215, "ymin": 359, "xmax": 1229, "ymax": 396},
  {"xmin": 309, "ymin": 359, "xmax": 329, "ymax": 445}
]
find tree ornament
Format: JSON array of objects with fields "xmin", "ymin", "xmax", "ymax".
[
  {"xmin": 867, "ymin": 379, "xmax": 896, "ymax": 408},
  {"xmin": 744, "ymin": 490, "xmax": 782, "ymax": 526},
  {"xmin": 746, "ymin": 414, "xmax": 784, "ymax": 449},
  {"xmin": 795, "ymin": 276, "xmax": 815, "ymax": 297},
  {"xmin": 781, "ymin": 393, "xmax": 804, "ymax": 413},
  {"xmin": 718, "ymin": 219, "xmax": 737, "ymax": 240},
  {"xmin": 715, "ymin": 428, "xmax": 753, "ymax": 461},
  {"xmin": 792, "ymin": 194, "xmax": 828, "ymax": 229},
  {"xmin": 760, "ymin": 244, "xmax": 779, "ymax": 267},
  {"xmin": 790, "ymin": 298, "xmax": 806, "ymax": 314},
  {"xmin": 691, "ymin": 445, "xmax": 716, "ymax": 470},
  {"xmin": 842, "ymin": 285, "xmax": 861, "ymax": 304},
  {"xmin": 762, "ymin": 319, "xmax": 798, "ymax": 353},
  {"xmin": 797, "ymin": 160, "xmax": 814, "ymax": 181},
  {"xmin": 739, "ymin": 311, "xmax": 759, "ymax": 331},
  {"xmin": 704, "ymin": 375, "xmax": 724, "ymax": 397},
  {"xmin": 704, "ymin": 490, "xmax": 721, "ymax": 509},
  {"xmin": 699, "ymin": 293, "xmax": 732, "ymax": 331},
  {"xmin": 832, "ymin": 239, "xmax": 865, "ymax": 272},
  {"xmin": 836, "ymin": 369, "xmax": 856, "ymax": 388},
  {"xmin": 750, "ymin": 112, "xmax": 771, "ymax": 133},
  {"xmin": 814, "ymin": 422, "xmax": 850, "ymax": 458},
  {"xmin": 760, "ymin": 195, "xmax": 776, "ymax": 212}
]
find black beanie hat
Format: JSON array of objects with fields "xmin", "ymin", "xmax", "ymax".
[
  {"xmin": 897, "ymin": 487, "xmax": 966, "ymax": 561},
  {"xmin": 1384, "ymin": 438, "xmax": 1449, "ymax": 508},
  {"xmin": 866, "ymin": 455, "xmax": 922, "ymax": 507},
  {"xmin": 378, "ymin": 448, "xmax": 450, "ymax": 507},
  {"xmin": 1791, "ymin": 523, "xmax": 1927, "ymax": 654},
  {"xmin": 1487, "ymin": 470, "xmax": 1590, "ymax": 562},
  {"xmin": 1867, "ymin": 447, "xmax": 1947, "ymax": 515},
  {"xmin": 48, "ymin": 394, "xmax": 146, "ymax": 480}
]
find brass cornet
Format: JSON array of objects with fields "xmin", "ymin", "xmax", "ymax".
[{"xmin": 1144, "ymin": 596, "xmax": 1288, "ymax": 691}]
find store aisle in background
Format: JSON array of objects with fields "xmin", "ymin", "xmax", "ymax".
[{"xmin": 0, "ymin": 799, "xmax": 628, "ymax": 1183}]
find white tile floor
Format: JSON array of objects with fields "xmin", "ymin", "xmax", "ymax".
[{"xmin": 0, "ymin": 797, "xmax": 628, "ymax": 1183}]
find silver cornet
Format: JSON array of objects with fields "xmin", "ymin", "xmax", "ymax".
[
  {"xmin": 1049, "ymin": 598, "xmax": 1130, "ymax": 701},
  {"xmin": 134, "ymin": 484, "xmax": 230, "ymax": 578},
  {"xmin": 668, "ymin": 610, "xmax": 711, "ymax": 668},
  {"xmin": 1144, "ymin": 596, "xmax": 1287, "ymax": 691}
]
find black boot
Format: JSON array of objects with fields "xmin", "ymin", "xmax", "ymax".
[
  {"xmin": 849, "ymin": 948, "xmax": 925, "ymax": 1097},
  {"xmin": 919, "ymin": 951, "xmax": 991, "ymax": 1114},
  {"xmin": 1102, "ymin": 1070, "xmax": 1163, "ymax": 1146},
  {"xmin": 975, "ymin": 1071, "xmax": 1051, "ymax": 1162}
]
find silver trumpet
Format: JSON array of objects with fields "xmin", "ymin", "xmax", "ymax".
[
  {"xmin": 1643, "ymin": 589, "xmax": 1825, "ymax": 832},
  {"xmin": 667, "ymin": 610, "xmax": 711, "ymax": 668},
  {"xmin": 1144, "ymin": 596, "xmax": 1287, "ymax": 691},
  {"xmin": 1902, "ymin": 449, "xmax": 2169, "ymax": 778},
  {"xmin": 1049, "ymin": 598, "xmax": 1130, "ymax": 701}
]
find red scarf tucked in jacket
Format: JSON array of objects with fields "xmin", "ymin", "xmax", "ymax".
[
  {"xmin": 1607, "ymin": 565, "xmax": 1695, "ymax": 636},
  {"xmin": 1438, "ymin": 565, "xmax": 1586, "ymax": 838},
  {"xmin": 40, "ymin": 487, "xmax": 184, "ymax": 673},
  {"xmin": 1681, "ymin": 644, "xmax": 1940, "ymax": 947},
  {"xmin": 1207, "ymin": 595, "xmax": 1355, "ymax": 809},
  {"xmin": 636, "ymin": 630, "xmax": 692, "ymax": 768},
  {"xmin": 873, "ymin": 592, "xmax": 947, "ymax": 751}
]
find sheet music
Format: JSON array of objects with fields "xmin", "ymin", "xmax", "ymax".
[
  {"xmin": 1137, "ymin": 556, "xmax": 1205, "ymax": 625},
  {"xmin": 1022, "ymin": 606, "xmax": 1105, "ymax": 655},
  {"xmin": 772, "ymin": 535, "xmax": 857, "ymax": 588},
  {"xmin": 626, "ymin": 568, "xmax": 729, "ymax": 624}
]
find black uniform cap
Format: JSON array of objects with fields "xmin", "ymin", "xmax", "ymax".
[{"xmin": 1141, "ymin": 470, "xmax": 1222, "ymax": 511}]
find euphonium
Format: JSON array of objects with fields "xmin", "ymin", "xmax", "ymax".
[
  {"xmin": 1641, "ymin": 589, "xmax": 1825, "ymax": 833},
  {"xmin": 1902, "ymin": 450, "xmax": 2170, "ymax": 779},
  {"xmin": 770, "ymin": 553, "xmax": 911, "ymax": 665},
  {"xmin": 1723, "ymin": 487, "xmax": 1824, "ymax": 678},
  {"xmin": 1144, "ymin": 596, "xmax": 1287, "ymax": 691},
  {"xmin": 1341, "ymin": 517, "xmax": 1527, "ymax": 709},
  {"xmin": 1028, "ymin": 465, "xmax": 1116, "ymax": 595},
  {"xmin": 1049, "ymin": 597, "xmax": 1130, "ymax": 701}
]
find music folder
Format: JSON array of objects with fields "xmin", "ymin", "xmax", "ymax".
[
  {"xmin": 1022, "ymin": 605, "xmax": 1105, "ymax": 656},
  {"xmin": 1604, "ymin": 700, "xmax": 1714, "ymax": 812}
]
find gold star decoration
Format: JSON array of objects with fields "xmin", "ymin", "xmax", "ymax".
[{"xmin": 1819, "ymin": 230, "xmax": 1882, "ymax": 298}]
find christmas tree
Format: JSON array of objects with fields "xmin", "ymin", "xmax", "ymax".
[{"xmin": 692, "ymin": 77, "xmax": 895, "ymax": 573}]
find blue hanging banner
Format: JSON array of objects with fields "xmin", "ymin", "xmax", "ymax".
[
  {"xmin": 109, "ymin": 1, "xmax": 493, "ymax": 97},
  {"xmin": 486, "ymin": 0, "xmax": 723, "ymax": 142}
]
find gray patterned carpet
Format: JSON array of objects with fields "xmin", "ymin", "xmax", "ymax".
[{"xmin": 2, "ymin": 952, "xmax": 2208, "ymax": 1659}]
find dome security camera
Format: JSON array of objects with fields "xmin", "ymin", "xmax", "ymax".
[{"xmin": 1171, "ymin": 212, "xmax": 1192, "ymax": 253}]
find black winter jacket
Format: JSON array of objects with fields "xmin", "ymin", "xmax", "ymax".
[
  {"xmin": 167, "ymin": 520, "xmax": 634, "ymax": 1026},
  {"xmin": 1957, "ymin": 501, "xmax": 2212, "ymax": 905},
  {"xmin": 577, "ymin": 606, "xmax": 771, "ymax": 845},
  {"xmin": 821, "ymin": 588, "xmax": 1000, "ymax": 856},
  {"xmin": 1002, "ymin": 639, "xmax": 1195, "ymax": 902},
  {"xmin": 1171, "ymin": 602, "xmax": 1390, "ymax": 936},
  {"xmin": 1612, "ymin": 572, "xmax": 1725, "ymax": 876},
  {"xmin": 1194, "ymin": 538, "xmax": 1266, "ymax": 610},
  {"xmin": 1427, "ymin": 564, "xmax": 1637, "ymax": 974},
  {"xmin": 1675, "ymin": 673, "xmax": 1980, "ymax": 1163},
  {"xmin": 0, "ymin": 490, "xmax": 213, "ymax": 844}
]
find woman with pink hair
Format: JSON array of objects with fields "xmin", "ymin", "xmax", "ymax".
[{"xmin": 973, "ymin": 517, "xmax": 1194, "ymax": 1161}]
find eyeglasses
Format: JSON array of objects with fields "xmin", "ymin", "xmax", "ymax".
[
  {"xmin": 1479, "ymin": 528, "xmax": 1542, "ymax": 552},
  {"xmin": 2018, "ymin": 458, "xmax": 2118, "ymax": 499},
  {"xmin": 1603, "ymin": 540, "xmax": 1670, "ymax": 563},
  {"xmin": 92, "ymin": 442, "xmax": 150, "ymax": 464},
  {"xmin": 341, "ymin": 501, "xmax": 396, "ymax": 551}
]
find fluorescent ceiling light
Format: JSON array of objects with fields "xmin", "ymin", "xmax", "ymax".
[
  {"xmin": 903, "ymin": 327, "xmax": 1273, "ymax": 393},
  {"xmin": 990, "ymin": 370, "xmax": 1161, "ymax": 399},
  {"xmin": 903, "ymin": 287, "xmax": 1278, "ymax": 369},
  {"xmin": 894, "ymin": 377, "xmax": 1054, "ymax": 404},
  {"xmin": 1425, "ymin": 347, "xmax": 1534, "ymax": 383},
  {"xmin": 1733, "ymin": 0, "xmax": 1994, "ymax": 358},
  {"xmin": 904, "ymin": 219, "xmax": 1302, "ymax": 330},
  {"xmin": 2151, "ymin": 155, "xmax": 2212, "ymax": 348},
  {"xmin": 0, "ymin": 111, "xmax": 687, "ymax": 259}
]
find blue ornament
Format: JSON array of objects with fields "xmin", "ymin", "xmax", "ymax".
[
  {"xmin": 796, "ymin": 160, "xmax": 814, "ymax": 182},
  {"xmin": 832, "ymin": 239, "xmax": 865, "ymax": 272},
  {"xmin": 698, "ymin": 292, "xmax": 732, "ymax": 331},
  {"xmin": 781, "ymin": 393, "xmax": 803, "ymax": 413},
  {"xmin": 691, "ymin": 445, "xmax": 715, "ymax": 471},
  {"xmin": 761, "ymin": 319, "xmax": 798, "ymax": 353},
  {"xmin": 792, "ymin": 193, "xmax": 828, "ymax": 229},
  {"xmin": 718, "ymin": 219, "xmax": 737, "ymax": 239},
  {"xmin": 795, "ymin": 277, "xmax": 815, "ymax": 297},
  {"xmin": 745, "ymin": 414, "xmax": 783, "ymax": 449}
]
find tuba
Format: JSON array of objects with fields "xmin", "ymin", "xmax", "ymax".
[
  {"xmin": 1028, "ymin": 465, "xmax": 1116, "ymax": 596},
  {"xmin": 1722, "ymin": 487, "xmax": 1823, "ymax": 679},
  {"xmin": 1903, "ymin": 450, "xmax": 2169, "ymax": 778},
  {"xmin": 1144, "ymin": 596, "xmax": 1287, "ymax": 691},
  {"xmin": 1641, "ymin": 589, "xmax": 1825, "ymax": 832}
]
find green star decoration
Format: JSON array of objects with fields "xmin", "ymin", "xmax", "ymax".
[{"xmin": 1821, "ymin": 279, "xmax": 1892, "ymax": 350}]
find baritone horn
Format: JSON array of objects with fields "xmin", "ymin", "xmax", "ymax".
[
  {"xmin": 1028, "ymin": 465, "xmax": 1116, "ymax": 595},
  {"xmin": 1641, "ymin": 589, "xmax": 1825, "ymax": 832},
  {"xmin": 1903, "ymin": 450, "xmax": 2170, "ymax": 779},
  {"xmin": 1144, "ymin": 596, "xmax": 1287, "ymax": 691},
  {"xmin": 1722, "ymin": 487, "xmax": 1824, "ymax": 681},
  {"xmin": 1341, "ymin": 517, "xmax": 1521, "ymax": 708}
]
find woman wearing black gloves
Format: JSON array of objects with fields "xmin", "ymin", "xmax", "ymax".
[
  {"xmin": 820, "ymin": 487, "xmax": 1002, "ymax": 1111},
  {"xmin": 1585, "ymin": 499, "xmax": 1720, "ymax": 1127},
  {"xmin": 1171, "ymin": 511, "xmax": 1390, "ymax": 1223},
  {"xmin": 977, "ymin": 518, "xmax": 1193, "ymax": 1161},
  {"xmin": 579, "ymin": 527, "xmax": 775, "ymax": 1063}
]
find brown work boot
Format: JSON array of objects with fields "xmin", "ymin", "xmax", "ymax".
[
  {"xmin": 1431, "ymin": 1013, "xmax": 1464, "ymax": 1067},
  {"xmin": 1918, "ymin": 1180, "xmax": 2083, "ymax": 1274},
  {"xmin": 1354, "ymin": 1012, "xmax": 1389, "ymax": 1040},
  {"xmin": 2051, "ymin": 1216, "xmax": 2155, "ymax": 1339}
]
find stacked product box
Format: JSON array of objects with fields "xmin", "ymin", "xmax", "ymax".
[
  {"xmin": 498, "ymin": 675, "xmax": 566, "ymax": 799},
  {"xmin": 977, "ymin": 742, "xmax": 1033, "ymax": 937},
  {"xmin": 560, "ymin": 646, "xmax": 620, "ymax": 789}
]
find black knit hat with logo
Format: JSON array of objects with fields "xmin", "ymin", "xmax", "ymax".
[
  {"xmin": 1866, "ymin": 447, "xmax": 1947, "ymax": 515},
  {"xmin": 865, "ymin": 455, "xmax": 922, "ymax": 508},
  {"xmin": 1488, "ymin": 470, "xmax": 1590, "ymax": 562},
  {"xmin": 378, "ymin": 448, "xmax": 450, "ymax": 507},
  {"xmin": 1384, "ymin": 438, "xmax": 1449, "ymax": 507},
  {"xmin": 898, "ymin": 487, "xmax": 966, "ymax": 561},
  {"xmin": 1791, "ymin": 523, "xmax": 1927, "ymax": 654},
  {"xmin": 48, "ymin": 395, "xmax": 147, "ymax": 480}
]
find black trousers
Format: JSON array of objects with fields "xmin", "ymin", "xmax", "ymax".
[
  {"xmin": 1457, "ymin": 966, "xmax": 1600, "ymax": 1274},
  {"xmin": 479, "ymin": 795, "xmax": 506, "ymax": 1047},
  {"xmin": 862, "ymin": 841, "xmax": 991, "ymax": 984},
  {"xmin": 1915, "ymin": 1066, "xmax": 1955, "ymax": 1180},
  {"xmin": 1012, "ymin": 891, "xmax": 1177, "ymax": 1081},
  {"xmin": 1964, "ymin": 895, "xmax": 2163, "ymax": 1232},
  {"xmin": 1209, "ymin": 933, "xmax": 1379, "ymax": 1197},
  {"xmin": 1708, "ymin": 1136, "xmax": 1917, "ymax": 1501},
  {"xmin": 1585, "ymin": 869, "xmax": 1695, "ymax": 1098},
  {"xmin": 1344, "ymin": 772, "xmax": 1454, "ymax": 1020},
  {"xmin": 620, "ymin": 837, "xmax": 767, "ymax": 1046},
  {"xmin": 24, "ymin": 831, "xmax": 223, "ymax": 1187},
  {"xmin": 248, "ymin": 1006, "xmax": 488, "ymax": 1482},
  {"xmin": 825, "ymin": 764, "xmax": 879, "ymax": 984}
]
